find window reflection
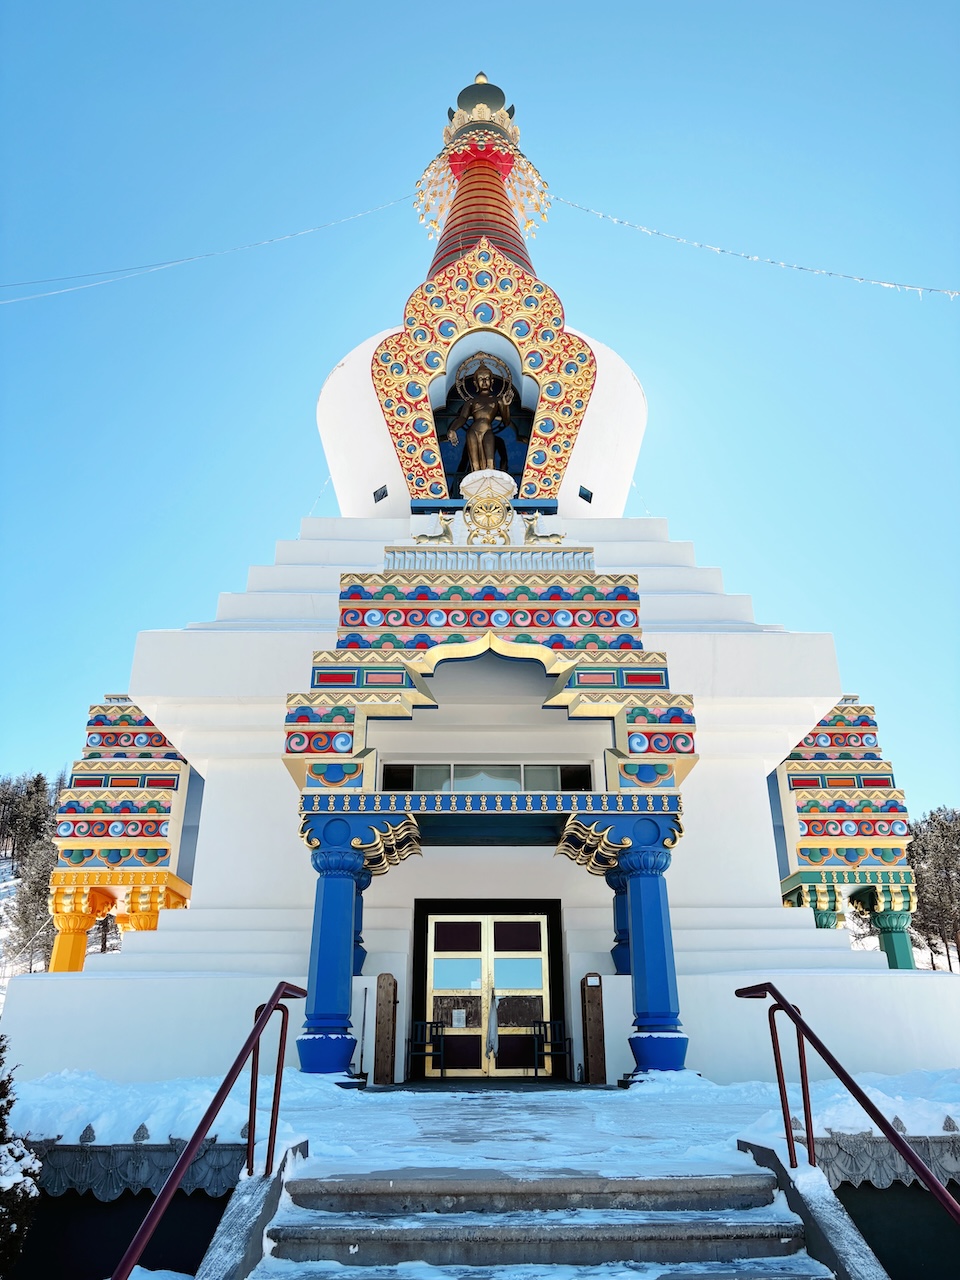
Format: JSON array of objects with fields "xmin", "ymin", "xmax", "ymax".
[
  {"xmin": 413, "ymin": 765, "xmax": 452, "ymax": 792},
  {"xmin": 433, "ymin": 958, "xmax": 483, "ymax": 990},
  {"xmin": 493, "ymin": 957, "xmax": 543, "ymax": 989},
  {"xmin": 523, "ymin": 765, "xmax": 560, "ymax": 791}
]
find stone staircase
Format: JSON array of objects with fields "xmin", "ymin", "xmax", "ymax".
[{"xmin": 248, "ymin": 1168, "xmax": 835, "ymax": 1278}]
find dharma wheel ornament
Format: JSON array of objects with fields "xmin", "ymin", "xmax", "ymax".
[{"xmin": 460, "ymin": 469, "xmax": 516, "ymax": 545}]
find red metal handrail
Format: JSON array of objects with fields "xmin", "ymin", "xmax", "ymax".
[
  {"xmin": 736, "ymin": 980, "xmax": 960, "ymax": 1227},
  {"xmin": 110, "ymin": 980, "xmax": 307, "ymax": 1280}
]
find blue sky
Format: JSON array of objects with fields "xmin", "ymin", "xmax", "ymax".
[{"xmin": 1, "ymin": 2, "xmax": 957, "ymax": 813}]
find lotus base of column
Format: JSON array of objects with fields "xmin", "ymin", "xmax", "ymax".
[
  {"xmin": 628, "ymin": 1030, "xmax": 688, "ymax": 1074},
  {"xmin": 296, "ymin": 1031, "xmax": 357, "ymax": 1074}
]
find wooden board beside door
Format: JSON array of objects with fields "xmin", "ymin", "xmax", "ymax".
[{"xmin": 374, "ymin": 972, "xmax": 398, "ymax": 1085}]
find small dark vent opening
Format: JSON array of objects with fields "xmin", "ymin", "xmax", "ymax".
[
  {"xmin": 578, "ymin": 485, "xmax": 593, "ymax": 504},
  {"xmin": 559, "ymin": 764, "xmax": 593, "ymax": 791},
  {"xmin": 373, "ymin": 485, "xmax": 388, "ymax": 503},
  {"xmin": 382, "ymin": 763, "xmax": 415, "ymax": 790}
]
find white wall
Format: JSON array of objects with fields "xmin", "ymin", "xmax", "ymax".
[{"xmin": 8, "ymin": 962, "xmax": 959, "ymax": 1087}]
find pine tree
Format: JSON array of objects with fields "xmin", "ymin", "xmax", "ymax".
[
  {"xmin": 2, "ymin": 773, "xmax": 63, "ymax": 974},
  {"xmin": 1, "ymin": 775, "xmax": 52, "ymax": 874},
  {"xmin": 5, "ymin": 834, "xmax": 59, "ymax": 973},
  {"xmin": 0, "ymin": 1035, "xmax": 40, "ymax": 1273},
  {"xmin": 908, "ymin": 808, "xmax": 960, "ymax": 970}
]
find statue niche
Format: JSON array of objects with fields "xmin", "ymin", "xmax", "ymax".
[{"xmin": 435, "ymin": 353, "xmax": 535, "ymax": 498}]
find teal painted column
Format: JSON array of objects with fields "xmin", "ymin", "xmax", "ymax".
[
  {"xmin": 298, "ymin": 816, "xmax": 367, "ymax": 1074},
  {"xmin": 873, "ymin": 910, "xmax": 916, "ymax": 970},
  {"xmin": 852, "ymin": 886, "xmax": 916, "ymax": 971}
]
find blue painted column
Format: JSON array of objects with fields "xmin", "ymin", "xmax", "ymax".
[
  {"xmin": 604, "ymin": 867, "xmax": 631, "ymax": 976},
  {"xmin": 298, "ymin": 816, "xmax": 367, "ymax": 1074},
  {"xmin": 353, "ymin": 867, "xmax": 372, "ymax": 977},
  {"xmin": 618, "ymin": 814, "xmax": 687, "ymax": 1074}
]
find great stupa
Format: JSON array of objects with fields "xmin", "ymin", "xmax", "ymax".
[{"xmin": 6, "ymin": 75, "xmax": 959, "ymax": 1086}]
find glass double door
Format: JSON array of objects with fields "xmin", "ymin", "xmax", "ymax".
[{"xmin": 426, "ymin": 913, "xmax": 551, "ymax": 1077}]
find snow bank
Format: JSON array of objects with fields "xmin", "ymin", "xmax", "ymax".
[
  {"xmin": 739, "ymin": 1067, "xmax": 960, "ymax": 1142},
  {"xmin": 10, "ymin": 1063, "xmax": 959, "ymax": 1176},
  {"xmin": 11, "ymin": 1069, "xmax": 339, "ymax": 1146}
]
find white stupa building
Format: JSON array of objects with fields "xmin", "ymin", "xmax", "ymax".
[{"xmin": 6, "ymin": 74, "xmax": 959, "ymax": 1089}]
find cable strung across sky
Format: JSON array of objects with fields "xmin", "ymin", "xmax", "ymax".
[
  {"xmin": 552, "ymin": 197, "xmax": 959, "ymax": 300},
  {"xmin": 2, "ymin": 192, "xmax": 956, "ymax": 305},
  {"xmin": 0, "ymin": 196, "xmax": 415, "ymax": 303}
]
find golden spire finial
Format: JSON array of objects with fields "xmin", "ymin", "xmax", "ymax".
[{"xmin": 415, "ymin": 77, "xmax": 550, "ymax": 245}]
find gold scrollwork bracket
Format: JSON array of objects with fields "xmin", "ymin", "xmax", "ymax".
[
  {"xmin": 555, "ymin": 817, "xmax": 628, "ymax": 876},
  {"xmin": 352, "ymin": 817, "xmax": 422, "ymax": 875}
]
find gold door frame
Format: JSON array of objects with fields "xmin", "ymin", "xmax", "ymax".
[{"xmin": 425, "ymin": 913, "xmax": 551, "ymax": 1078}]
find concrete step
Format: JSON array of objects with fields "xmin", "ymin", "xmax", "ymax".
[
  {"xmin": 672, "ymin": 928, "xmax": 859, "ymax": 952},
  {"xmin": 266, "ymin": 1201, "xmax": 804, "ymax": 1266},
  {"xmin": 118, "ymin": 927, "xmax": 312, "ymax": 954},
  {"xmin": 82, "ymin": 949, "xmax": 307, "ymax": 975},
  {"xmin": 274, "ymin": 539, "xmax": 395, "ymax": 566},
  {"xmin": 674, "ymin": 949, "xmax": 886, "ymax": 974},
  {"xmin": 563, "ymin": 518, "xmax": 673, "ymax": 543},
  {"xmin": 155, "ymin": 907, "xmax": 315, "ymax": 931},
  {"xmin": 286, "ymin": 1171, "xmax": 779, "ymax": 1214},
  {"xmin": 250, "ymin": 1260, "xmax": 832, "ymax": 1279},
  {"xmin": 670, "ymin": 906, "xmax": 849, "ymax": 933},
  {"xmin": 298, "ymin": 517, "xmax": 411, "ymax": 541}
]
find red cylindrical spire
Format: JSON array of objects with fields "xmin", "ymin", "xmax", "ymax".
[
  {"xmin": 418, "ymin": 75, "xmax": 544, "ymax": 280},
  {"xmin": 429, "ymin": 154, "xmax": 533, "ymax": 276}
]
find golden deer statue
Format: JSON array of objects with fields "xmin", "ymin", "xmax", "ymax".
[
  {"xmin": 413, "ymin": 511, "xmax": 455, "ymax": 545},
  {"xmin": 521, "ymin": 512, "xmax": 565, "ymax": 545}
]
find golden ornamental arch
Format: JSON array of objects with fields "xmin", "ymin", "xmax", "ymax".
[{"xmin": 371, "ymin": 239, "xmax": 597, "ymax": 501}]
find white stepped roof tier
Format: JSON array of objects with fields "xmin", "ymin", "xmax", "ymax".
[{"xmin": 190, "ymin": 515, "xmax": 765, "ymax": 633}]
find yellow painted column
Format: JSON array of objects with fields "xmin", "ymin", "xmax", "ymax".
[
  {"xmin": 49, "ymin": 928, "xmax": 93, "ymax": 973},
  {"xmin": 48, "ymin": 886, "xmax": 113, "ymax": 973}
]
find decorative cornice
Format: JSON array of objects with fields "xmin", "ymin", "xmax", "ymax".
[{"xmin": 299, "ymin": 791, "xmax": 682, "ymax": 817}]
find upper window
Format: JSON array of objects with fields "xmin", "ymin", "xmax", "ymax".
[{"xmin": 381, "ymin": 763, "xmax": 592, "ymax": 792}]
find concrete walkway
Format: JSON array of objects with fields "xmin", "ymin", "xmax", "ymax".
[
  {"xmin": 227, "ymin": 1080, "xmax": 841, "ymax": 1278},
  {"xmin": 283, "ymin": 1077, "xmax": 774, "ymax": 1181}
]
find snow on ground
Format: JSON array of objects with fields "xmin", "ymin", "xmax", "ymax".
[
  {"xmin": 10, "ymin": 1065, "xmax": 960, "ymax": 1179},
  {"xmin": 126, "ymin": 1270, "xmax": 193, "ymax": 1280}
]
